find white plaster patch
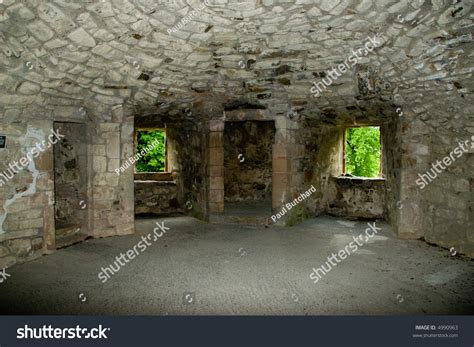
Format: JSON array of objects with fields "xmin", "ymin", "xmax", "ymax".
[{"xmin": 0, "ymin": 127, "xmax": 45, "ymax": 234}]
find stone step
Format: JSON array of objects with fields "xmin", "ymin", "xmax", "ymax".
[
  {"xmin": 210, "ymin": 214, "xmax": 271, "ymax": 225},
  {"xmin": 56, "ymin": 232, "xmax": 89, "ymax": 249},
  {"xmin": 55, "ymin": 224, "xmax": 81, "ymax": 237}
]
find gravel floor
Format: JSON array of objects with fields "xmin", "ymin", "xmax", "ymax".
[{"xmin": 0, "ymin": 216, "xmax": 473, "ymax": 315}]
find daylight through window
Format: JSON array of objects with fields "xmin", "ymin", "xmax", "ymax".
[
  {"xmin": 344, "ymin": 126, "xmax": 381, "ymax": 178},
  {"xmin": 135, "ymin": 129, "xmax": 167, "ymax": 173}
]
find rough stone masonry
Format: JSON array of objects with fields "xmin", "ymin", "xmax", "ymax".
[{"xmin": 0, "ymin": 0, "xmax": 473, "ymax": 270}]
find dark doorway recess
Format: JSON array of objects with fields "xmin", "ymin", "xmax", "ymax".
[
  {"xmin": 223, "ymin": 121, "xmax": 275, "ymax": 223},
  {"xmin": 53, "ymin": 122, "xmax": 88, "ymax": 248}
]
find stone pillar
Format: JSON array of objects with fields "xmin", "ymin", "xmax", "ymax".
[
  {"xmin": 272, "ymin": 116, "xmax": 292, "ymax": 211},
  {"xmin": 43, "ymin": 204, "xmax": 55, "ymax": 251},
  {"xmin": 396, "ymin": 117, "xmax": 430, "ymax": 240},
  {"xmin": 208, "ymin": 119, "xmax": 224, "ymax": 214},
  {"xmin": 89, "ymin": 106, "xmax": 134, "ymax": 237}
]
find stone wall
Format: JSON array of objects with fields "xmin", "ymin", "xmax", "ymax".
[
  {"xmin": 297, "ymin": 119, "xmax": 394, "ymax": 220},
  {"xmin": 0, "ymin": 104, "xmax": 136, "ymax": 268},
  {"xmin": 327, "ymin": 177, "xmax": 386, "ymax": 219},
  {"xmin": 135, "ymin": 181, "xmax": 181, "ymax": 215},
  {"xmin": 132, "ymin": 117, "xmax": 207, "ymax": 218},
  {"xmin": 175, "ymin": 120, "xmax": 209, "ymax": 219},
  {"xmin": 89, "ymin": 106, "xmax": 135, "ymax": 238},
  {"xmin": 207, "ymin": 108, "xmax": 298, "ymax": 217},
  {"xmin": 383, "ymin": 118, "xmax": 402, "ymax": 228},
  {"xmin": 0, "ymin": 119, "xmax": 55, "ymax": 269},
  {"xmin": 396, "ymin": 82, "xmax": 473, "ymax": 257},
  {"xmin": 0, "ymin": 0, "xmax": 472, "ymax": 262},
  {"xmin": 300, "ymin": 124, "xmax": 342, "ymax": 216},
  {"xmin": 132, "ymin": 121, "xmax": 184, "ymax": 217},
  {"xmin": 224, "ymin": 121, "xmax": 274, "ymax": 202}
]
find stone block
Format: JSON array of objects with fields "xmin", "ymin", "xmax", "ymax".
[
  {"xmin": 0, "ymin": 230, "xmax": 38, "ymax": 242},
  {"xmin": 35, "ymin": 151, "xmax": 53, "ymax": 171},
  {"xmin": 92, "ymin": 199, "xmax": 115, "ymax": 210},
  {"xmin": 121, "ymin": 123, "xmax": 134, "ymax": 141},
  {"xmin": 36, "ymin": 173, "xmax": 53, "ymax": 190},
  {"xmin": 209, "ymin": 165, "xmax": 224, "ymax": 178},
  {"xmin": 93, "ymin": 186, "xmax": 116, "ymax": 200},
  {"xmin": 19, "ymin": 218, "xmax": 43, "ymax": 229},
  {"xmin": 115, "ymin": 223, "xmax": 135, "ymax": 235},
  {"xmin": 95, "ymin": 173, "xmax": 119, "ymax": 186},
  {"xmin": 107, "ymin": 212, "xmax": 133, "ymax": 226},
  {"xmin": 99, "ymin": 123, "xmax": 120, "ymax": 132},
  {"xmin": 273, "ymin": 143, "xmax": 288, "ymax": 158},
  {"xmin": 209, "ymin": 189, "xmax": 224, "ymax": 203},
  {"xmin": 31, "ymin": 237, "xmax": 43, "ymax": 251},
  {"xmin": 209, "ymin": 148, "xmax": 224, "ymax": 166},
  {"xmin": 122, "ymin": 143, "xmax": 134, "ymax": 159},
  {"xmin": 93, "ymin": 145, "xmax": 106, "ymax": 156},
  {"xmin": 273, "ymin": 157, "xmax": 289, "ymax": 173},
  {"xmin": 7, "ymin": 238, "xmax": 32, "ymax": 257},
  {"xmin": 289, "ymin": 144, "xmax": 305, "ymax": 158},
  {"xmin": 27, "ymin": 20, "xmax": 54, "ymax": 41},
  {"xmin": 93, "ymin": 156, "xmax": 107, "ymax": 172},
  {"xmin": 5, "ymin": 200, "xmax": 31, "ymax": 214},
  {"xmin": 123, "ymin": 197, "xmax": 135, "ymax": 212},
  {"xmin": 209, "ymin": 202, "xmax": 224, "ymax": 213},
  {"xmin": 210, "ymin": 177, "xmax": 224, "ymax": 190},
  {"xmin": 93, "ymin": 216, "xmax": 110, "ymax": 230},
  {"xmin": 112, "ymin": 105, "xmax": 124, "ymax": 122},
  {"xmin": 92, "ymin": 227, "xmax": 117, "ymax": 238},
  {"xmin": 452, "ymin": 178, "xmax": 470, "ymax": 192},
  {"xmin": 0, "ymin": 256, "xmax": 16, "ymax": 269},
  {"xmin": 209, "ymin": 132, "xmax": 223, "ymax": 148},
  {"xmin": 108, "ymin": 159, "xmax": 120, "ymax": 172},
  {"xmin": 43, "ymin": 205, "xmax": 55, "ymax": 250},
  {"xmin": 209, "ymin": 120, "xmax": 224, "ymax": 132},
  {"xmin": 30, "ymin": 192, "xmax": 49, "ymax": 206},
  {"xmin": 273, "ymin": 173, "xmax": 290, "ymax": 189},
  {"xmin": 106, "ymin": 132, "xmax": 120, "ymax": 159},
  {"xmin": 0, "ymin": 245, "xmax": 10, "ymax": 257}
]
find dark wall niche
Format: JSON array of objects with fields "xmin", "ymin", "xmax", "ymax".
[
  {"xmin": 300, "ymin": 110, "xmax": 397, "ymax": 221},
  {"xmin": 133, "ymin": 118, "xmax": 207, "ymax": 218},
  {"xmin": 53, "ymin": 122, "xmax": 88, "ymax": 244},
  {"xmin": 224, "ymin": 121, "xmax": 275, "ymax": 202}
]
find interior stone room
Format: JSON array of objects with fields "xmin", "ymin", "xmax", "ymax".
[{"xmin": 0, "ymin": 0, "xmax": 473, "ymax": 315}]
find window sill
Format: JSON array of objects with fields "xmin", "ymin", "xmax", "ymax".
[
  {"xmin": 134, "ymin": 180, "xmax": 176, "ymax": 185},
  {"xmin": 334, "ymin": 175, "xmax": 385, "ymax": 181},
  {"xmin": 332, "ymin": 175, "xmax": 386, "ymax": 186},
  {"xmin": 134, "ymin": 172, "xmax": 174, "ymax": 182}
]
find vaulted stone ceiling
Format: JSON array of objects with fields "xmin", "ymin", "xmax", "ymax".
[{"xmin": 0, "ymin": 0, "xmax": 472, "ymax": 120}]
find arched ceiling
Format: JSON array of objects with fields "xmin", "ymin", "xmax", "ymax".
[{"xmin": 0, "ymin": 0, "xmax": 472, "ymax": 120}]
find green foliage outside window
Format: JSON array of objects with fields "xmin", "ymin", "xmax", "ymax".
[
  {"xmin": 345, "ymin": 127, "xmax": 381, "ymax": 178},
  {"xmin": 136, "ymin": 130, "xmax": 166, "ymax": 172}
]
